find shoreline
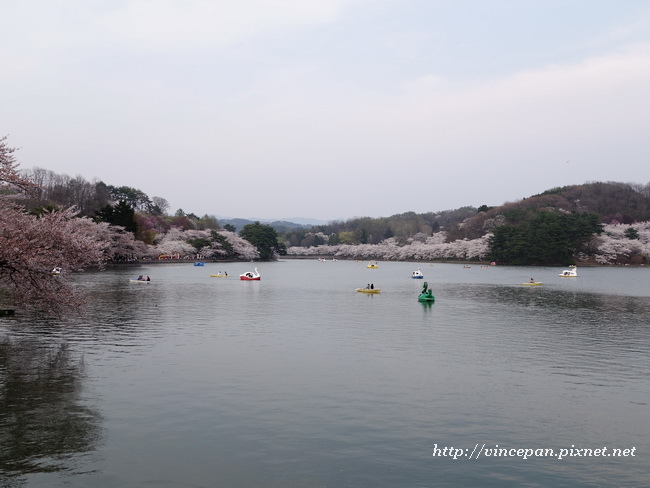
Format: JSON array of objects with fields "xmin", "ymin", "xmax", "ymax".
[{"xmin": 103, "ymin": 256, "xmax": 645, "ymax": 268}]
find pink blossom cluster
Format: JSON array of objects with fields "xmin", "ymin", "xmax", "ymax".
[
  {"xmin": 152, "ymin": 228, "xmax": 259, "ymax": 260},
  {"xmin": 589, "ymin": 222, "xmax": 650, "ymax": 264},
  {"xmin": 288, "ymin": 232, "xmax": 491, "ymax": 261}
]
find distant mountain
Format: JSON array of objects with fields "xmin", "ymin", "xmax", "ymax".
[
  {"xmin": 216, "ymin": 217, "xmax": 318, "ymax": 233},
  {"xmin": 277, "ymin": 217, "xmax": 333, "ymax": 226}
]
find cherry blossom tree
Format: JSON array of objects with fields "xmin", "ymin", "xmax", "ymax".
[
  {"xmin": 77, "ymin": 219, "xmax": 152, "ymax": 261},
  {"xmin": 1, "ymin": 137, "xmax": 107, "ymax": 314},
  {"xmin": 152, "ymin": 227, "xmax": 259, "ymax": 261},
  {"xmin": 0, "ymin": 206, "xmax": 106, "ymax": 314},
  {"xmin": 153, "ymin": 227, "xmax": 199, "ymax": 258},
  {"xmin": 0, "ymin": 136, "xmax": 34, "ymax": 197},
  {"xmin": 588, "ymin": 222, "xmax": 650, "ymax": 264},
  {"xmin": 214, "ymin": 230, "xmax": 260, "ymax": 261}
]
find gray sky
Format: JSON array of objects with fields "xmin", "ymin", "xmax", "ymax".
[{"xmin": 2, "ymin": 1, "xmax": 649, "ymax": 221}]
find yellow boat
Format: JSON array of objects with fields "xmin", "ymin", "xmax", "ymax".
[
  {"xmin": 210, "ymin": 274, "xmax": 229, "ymax": 278},
  {"xmin": 356, "ymin": 288, "xmax": 380, "ymax": 294},
  {"xmin": 522, "ymin": 282, "xmax": 542, "ymax": 286},
  {"xmin": 367, "ymin": 263, "xmax": 378, "ymax": 269}
]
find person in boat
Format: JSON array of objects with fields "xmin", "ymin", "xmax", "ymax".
[
  {"xmin": 146, "ymin": 276, "xmax": 150, "ymax": 281},
  {"xmin": 137, "ymin": 275, "xmax": 144, "ymax": 281},
  {"xmin": 420, "ymin": 282, "xmax": 432, "ymax": 296},
  {"xmin": 530, "ymin": 278, "xmax": 535, "ymax": 283},
  {"xmin": 224, "ymin": 271, "xmax": 228, "ymax": 276},
  {"xmin": 370, "ymin": 283, "xmax": 374, "ymax": 289},
  {"xmin": 366, "ymin": 284, "xmax": 370, "ymax": 289}
]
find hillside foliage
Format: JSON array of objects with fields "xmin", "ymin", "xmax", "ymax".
[{"xmin": 287, "ymin": 182, "xmax": 650, "ymax": 265}]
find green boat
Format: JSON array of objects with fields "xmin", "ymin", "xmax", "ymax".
[{"xmin": 418, "ymin": 282, "xmax": 435, "ymax": 302}]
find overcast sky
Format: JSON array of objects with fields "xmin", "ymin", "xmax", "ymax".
[{"xmin": 2, "ymin": 1, "xmax": 649, "ymax": 222}]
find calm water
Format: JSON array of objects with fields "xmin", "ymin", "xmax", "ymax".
[{"xmin": 1, "ymin": 260, "xmax": 649, "ymax": 487}]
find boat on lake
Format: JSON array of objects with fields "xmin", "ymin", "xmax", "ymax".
[
  {"xmin": 559, "ymin": 265, "xmax": 577, "ymax": 277},
  {"xmin": 357, "ymin": 287, "xmax": 380, "ymax": 294},
  {"xmin": 417, "ymin": 282, "xmax": 435, "ymax": 302},
  {"xmin": 210, "ymin": 273, "xmax": 229, "ymax": 278},
  {"xmin": 412, "ymin": 269, "xmax": 424, "ymax": 279},
  {"xmin": 240, "ymin": 268, "xmax": 261, "ymax": 280},
  {"xmin": 194, "ymin": 262, "xmax": 205, "ymax": 267},
  {"xmin": 129, "ymin": 277, "xmax": 151, "ymax": 284},
  {"xmin": 367, "ymin": 262, "xmax": 378, "ymax": 269},
  {"xmin": 522, "ymin": 282, "xmax": 542, "ymax": 286}
]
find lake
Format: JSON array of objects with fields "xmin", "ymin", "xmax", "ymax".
[{"xmin": 1, "ymin": 260, "xmax": 649, "ymax": 487}]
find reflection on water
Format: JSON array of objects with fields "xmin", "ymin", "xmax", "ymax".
[
  {"xmin": 0, "ymin": 261, "xmax": 649, "ymax": 487},
  {"xmin": 0, "ymin": 338, "xmax": 102, "ymax": 486}
]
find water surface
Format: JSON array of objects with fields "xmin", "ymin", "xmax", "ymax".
[{"xmin": 1, "ymin": 261, "xmax": 648, "ymax": 487}]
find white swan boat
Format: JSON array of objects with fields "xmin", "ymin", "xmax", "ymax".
[
  {"xmin": 559, "ymin": 265, "xmax": 577, "ymax": 277},
  {"xmin": 240, "ymin": 267, "xmax": 261, "ymax": 281}
]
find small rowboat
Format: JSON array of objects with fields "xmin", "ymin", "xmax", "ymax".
[
  {"xmin": 356, "ymin": 288, "xmax": 380, "ymax": 294},
  {"xmin": 210, "ymin": 274, "xmax": 229, "ymax": 278},
  {"xmin": 129, "ymin": 279, "xmax": 151, "ymax": 284},
  {"xmin": 522, "ymin": 282, "xmax": 542, "ymax": 286}
]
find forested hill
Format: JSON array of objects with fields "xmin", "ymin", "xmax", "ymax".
[{"xmin": 283, "ymin": 181, "xmax": 650, "ymax": 246}]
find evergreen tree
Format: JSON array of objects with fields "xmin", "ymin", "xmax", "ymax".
[
  {"xmin": 95, "ymin": 200, "xmax": 138, "ymax": 234},
  {"xmin": 239, "ymin": 221, "xmax": 287, "ymax": 260},
  {"xmin": 488, "ymin": 211, "xmax": 602, "ymax": 265}
]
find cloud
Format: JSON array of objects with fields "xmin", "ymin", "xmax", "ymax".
[
  {"xmin": 98, "ymin": 0, "xmax": 365, "ymax": 49},
  {"xmin": 3, "ymin": 2, "xmax": 650, "ymax": 219}
]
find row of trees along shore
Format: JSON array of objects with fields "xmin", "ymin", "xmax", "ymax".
[{"xmin": 2, "ymin": 135, "xmax": 650, "ymax": 313}]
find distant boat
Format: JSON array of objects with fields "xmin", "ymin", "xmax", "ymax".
[
  {"xmin": 559, "ymin": 265, "xmax": 577, "ymax": 277},
  {"xmin": 194, "ymin": 262, "xmax": 205, "ymax": 267},
  {"xmin": 367, "ymin": 262, "xmax": 378, "ymax": 269},
  {"xmin": 129, "ymin": 278, "xmax": 151, "ymax": 284},
  {"xmin": 51, "ymin": 267, "xmax": 62, "ymax": 275},
  {"xmin": 240, "ymin": 268, "xmax": 261, "ymax": 281},
  {"xmin": 357, "ymin": 288, "xmax": 380, "ymax": 294},
  {"xmin": 411, "ymin": 269, "xmax": 424, "ymax": 279},
  {"xmin": 417, "ymin": 282, "xmax": 435, "ymax": 303},
  {"xmin": 522, "ymin": 282, "xmax": 542, "ymax": 286},
  {"xmin": 210, "ymin": 273, "xmax": 229, "ymax": 278}
]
